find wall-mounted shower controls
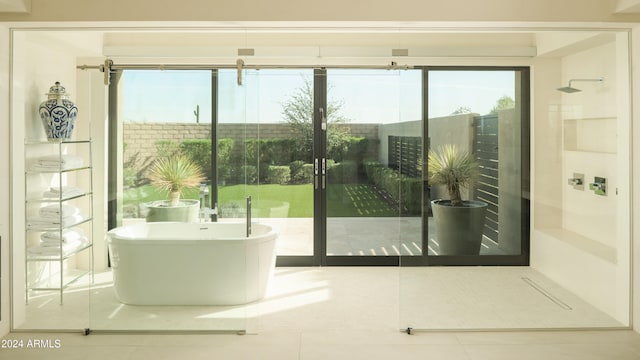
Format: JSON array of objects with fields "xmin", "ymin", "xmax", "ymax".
[
  {"xmin": 589, "ymin": 176, "xmax": 607, "ymax": 196},
  {"xmin": 567, "ymin": 173, "xmax": 584, "ymax": 190}
]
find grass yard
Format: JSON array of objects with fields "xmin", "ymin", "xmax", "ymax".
[{"xmin": 124, "ymin": 183, "xmax": 397, "ymax": 218}]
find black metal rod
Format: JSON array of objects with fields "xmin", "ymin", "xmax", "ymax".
[{"xmin": 246, "ymin": 196, "xmax": 251, "ymax": 237}]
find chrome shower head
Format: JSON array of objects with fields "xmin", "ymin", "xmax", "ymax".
[
  {"xmin": 557, "ymin": 86, "xmax": 581, "ymax": 93},
  {"xmin": 557, "ymin": 78, "xmax": 603, "ymax": 93}
]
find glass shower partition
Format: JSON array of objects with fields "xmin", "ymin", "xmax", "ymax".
[
  {"xmin": 399, "ymin": 67, "xmax": 530, "ymax": 330},
  {"xmin": 95, "ymin": 68, "xmax": 249, "ymax": 333}
]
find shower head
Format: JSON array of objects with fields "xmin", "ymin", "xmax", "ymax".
[
  {"xmin": 557, "ymin": 78, "xmax": 603, "ymax": 93},
  {"xmin": 557, "ymin": 86, "xmax": 581, "ymax": 93}
]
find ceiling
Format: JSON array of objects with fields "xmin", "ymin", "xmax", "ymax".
[{"xmin": 0, "ymin": 0, "xmax": 28, "ymax": 12}]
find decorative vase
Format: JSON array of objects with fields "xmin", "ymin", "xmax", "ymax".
[{"xmin": 38, "ymin": 81, "xmax": 78, "ymax": 142}]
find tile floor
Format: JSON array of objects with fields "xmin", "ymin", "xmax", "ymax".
[
  {"xmin": 2, "ymin": 329, "xmax": 640, "ymax": 359},
  {"xmin": 16, "ymin": 267, "xmax": 624, "ymax": 331},
  {"xmin": 7, "ymin": 267, "xmax": 639, "ymax": 359}
]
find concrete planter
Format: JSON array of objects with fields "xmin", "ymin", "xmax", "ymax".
[
  {"xmin": 431, "ymin": 199, "xmax": 487, "ymax": 255},
  {"xmin": 145, "ymin": 199, "xmax": 200, "ymax": 222}
]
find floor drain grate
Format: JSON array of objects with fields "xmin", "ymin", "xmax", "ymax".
[{"xmin": 521, "ymin": 277, "xmax": 573, "ymax": 310}]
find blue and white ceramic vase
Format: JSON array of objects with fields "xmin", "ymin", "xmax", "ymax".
[{"xmin": 38, "ymin": 81, "xmax": 78, "ymax": 142}]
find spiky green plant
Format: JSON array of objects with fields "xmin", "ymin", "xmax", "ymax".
[
  {"xmin": 147, "ymin": 155, "xmax": 205, "ymax": 206},
  {"xmin": 427, "ymin": 144, "xmax": 480, "ymax": 207}
]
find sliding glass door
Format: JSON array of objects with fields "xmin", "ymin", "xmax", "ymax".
[
  {"xmin": 110, "ymin": 66, "xmax": 530, "ymax": 270},
  {"xmin": 323, "ymin": 69, "xmax": 423, "ymax": 265},
  {"xmin": 422, "ymin": 67, "xmax": 529, "ymax": 264}
]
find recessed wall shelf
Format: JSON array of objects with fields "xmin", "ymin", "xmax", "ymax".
[{"xmin": 562, "ymin": 117, "xmax": 616, "ymax": 154}]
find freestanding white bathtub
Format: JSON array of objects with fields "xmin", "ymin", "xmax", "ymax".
[{"xmin": 106, "ymin": 221, "xmax": 278, "ymax": 306}]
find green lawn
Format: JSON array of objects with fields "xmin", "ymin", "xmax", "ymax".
[{"xmin": 124, "ymin": 183, "xmax": 397, "ymax": 218}]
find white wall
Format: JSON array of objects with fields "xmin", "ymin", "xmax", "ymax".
[
  {"xmin": 530, "ymin": 38, "xmax": 631, "ymax": 325},
  {"xmin": 10, "ymin": 30, "xmax": 89, "ymax": 330},
  {"xmin": 561, "ymin": 42, "xmax": 618, "ymax": 248},
  {"xmin": 632, "ymin": 26, "xmax": 640, "ymax": 335},
  {"xmin": 0, "ymin": 24, "xmax": 10, "ymax": 339}
]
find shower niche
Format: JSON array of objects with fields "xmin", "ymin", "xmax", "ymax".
[{"xmin": 562, "ymin": 117, "xmax": 617, "ymax": 153}]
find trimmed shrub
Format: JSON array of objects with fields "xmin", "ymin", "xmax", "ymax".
[
  {"xmin": 266, "ymin": 165, "xmax": 291, "ymax": 184},
  {"xmin": 217, "ymin": 138, "xmax": 234, "ymax": 167},
  {"xmin": 327, "ymin": 162, "xmax": 343, "ymax": 184},
  {"xmin": 289, "ymin": 160, "xmax": 307, "ymax": 184},
  {"xmin": 244, "ymin": 138, "xmax": 297, "ymax": 167},
  {"xmin": 341, "ymin": 160, "xmax": 358, "ymax": 183},
  {"xmin": 181, "ymin": 139, "xmax": 212, "ymax": 179},
  {"xmin": 327, "ymin": 160, "xmax": 358, "ymax": 184},
  {"xmin": 217, "ymin": 165, "xmax": 231, "ymax": 184},
  {"xmin": 230, "ymin": 165, "xmax": 258, "ymax": 184},
  {"xmin": 364, "ymin": 159, "xmax": 422, "ymax": 215},
  {"xmin": 302, "ymin": 163, "xmax": 315, "ymax": 183},
  {"xmin": 400, "ymin": 176, "xmax": 423, "ymax": 215}
]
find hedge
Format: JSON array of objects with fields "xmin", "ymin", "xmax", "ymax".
[
  {"xmin": 181, "ymin": 139, "xmax": 212, "ymax": 179},
  {"xmin": 267, "ymin": 165, "xmax": 291, "ymax": 184},
  {"xmin": 363, "ymin": 160, "xmax": 422, "ymax": 215}
]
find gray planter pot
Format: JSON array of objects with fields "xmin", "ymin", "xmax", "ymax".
[
  {"xmin": 431, "ymin": 199, "xmax": 487, "ymax": 255},
  {"xmin": 145, "ymin": 199, "xmax": 200, "ymax": 222}
]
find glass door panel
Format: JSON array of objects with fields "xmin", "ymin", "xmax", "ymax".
[
  {"xmin": 101, "ymin": 69, "xmax": 249, "ymax": 332},
  {"xmin": 325, "ymin": 69, "xmax": 423, "ymax": 261},
  {"xmin": 218, "ymin": 69, "xmax": 315, "ymax": 260},
  {"xmin": 425, "ymin": 69, "xmax": 527, "ymax": 259},
  {"xmin": 400, "ymin": 67, "xmax": 531, "ymax": 331}
]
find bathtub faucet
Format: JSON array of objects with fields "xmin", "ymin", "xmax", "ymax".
[
  {"xmin": 199, "ymin": 182, "xmax": 217, "ymax": 222},
  {"xmin": 199, "ymin": 205, "xmax": 218, "ymax": 222}
]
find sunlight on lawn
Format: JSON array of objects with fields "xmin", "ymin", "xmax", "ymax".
[{"xmin": 124, "ymin": 183, "xmax": 397, "ymax": 218}]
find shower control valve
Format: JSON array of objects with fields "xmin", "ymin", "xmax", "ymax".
[
  {"xmin": 567, "ymin": 173, "xmax": 584, "ymax": 190},
  {"xmin": 589, "ymin": 176, "xmax": 607, "ymax": 196}
]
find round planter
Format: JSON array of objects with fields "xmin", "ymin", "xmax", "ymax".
[
  {"xmin": 431, "ymin": 199, "xmax": 487, "ymax": 255},
  {"xmin": 38, "ymin": 82, "xmax": 78, "ymax": 142},
  {"xmin": 145, "ymin": 199, "xmax": 200, "ymax": 222}
]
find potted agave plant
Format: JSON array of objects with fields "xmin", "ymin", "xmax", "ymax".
[
  {"xmin": 145, "ymin": 155, "xmax": 205, "ymax": 222},
  {"xmin": 428, "ymin": 144, "xmax": 487, "ymax": 255}
]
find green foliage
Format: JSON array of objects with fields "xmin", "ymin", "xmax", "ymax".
[
  {"xmin": 147, "ymin": 155, "xmax": 205, "ymax": 197},
  {"xmin": 289, "ymin": 160, "xmax": 308, "ymax": 184},
  {"xmin": 123, "ymin": 167, "xmax": 138, "ymax": 188},
  {"xmin": 266, "ymin": 165, "xmax": 291, "ymax": 184},
  {"xmin": 328, "ymin": 160, "xmax": 358, "ymax": 184},
  {"xmin": 123, "ymin": 148, "xmax": 153, "ymax": 188},
  {"xmin": 451, "ymin": 106, "xmax": 473, "ymax": 115},
  {"xmin": 326, "ymin": 124, "xmax": 353, "ymax": 162},
  {"xmin": 363, "ymin": 160, "xmax": 422, "ymax": 215},
  {"xmin": 180, "ymin": 139, "xmax": 212, "ymax": 180},
  {"xmin": 217, "ymin": 165, "xmax": 231, "ymax": 183},
  {"xmin": 231, "ymin": 165, "xmax": 258, "ymax": 184},
  {"xmin": 427, "ymin": 144, "xmax": 479, "ymax": 206},
  {"xmin": 155, "ymin": 140, "xmax": 181, "ymax": 158},
  {"xmin": 217, "ymin": 138, "xmax": 235, "ymax": 167},
  {"xmin": 490, "ymin": 95, "xmax": 515, "ymax": 114},
  {"xmin": 244, "ymin": 138, "xmax": 297, "ymax": 167},
  {"xmin": 400, "ymin": 176, "xmax": 422, "ymax": 215},
  {"xmin": 280, "ymin": 78, "xmax": 352, "ymax": 163},
  {"xmin": 301, "ymin": 163, "xmax": 315, "ymax": 183}
]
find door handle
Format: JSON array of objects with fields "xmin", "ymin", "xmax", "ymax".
[
  {"xmin": 321, "ymin": 158, "xmax": 326, "ymax": 189},
  {"xmin": 314, "ymin": 158, "xmax": 319, "ymax": 189},
  {"xmin": 320, "ymin": 107, "xmax": 327, "ymax": 131}
]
